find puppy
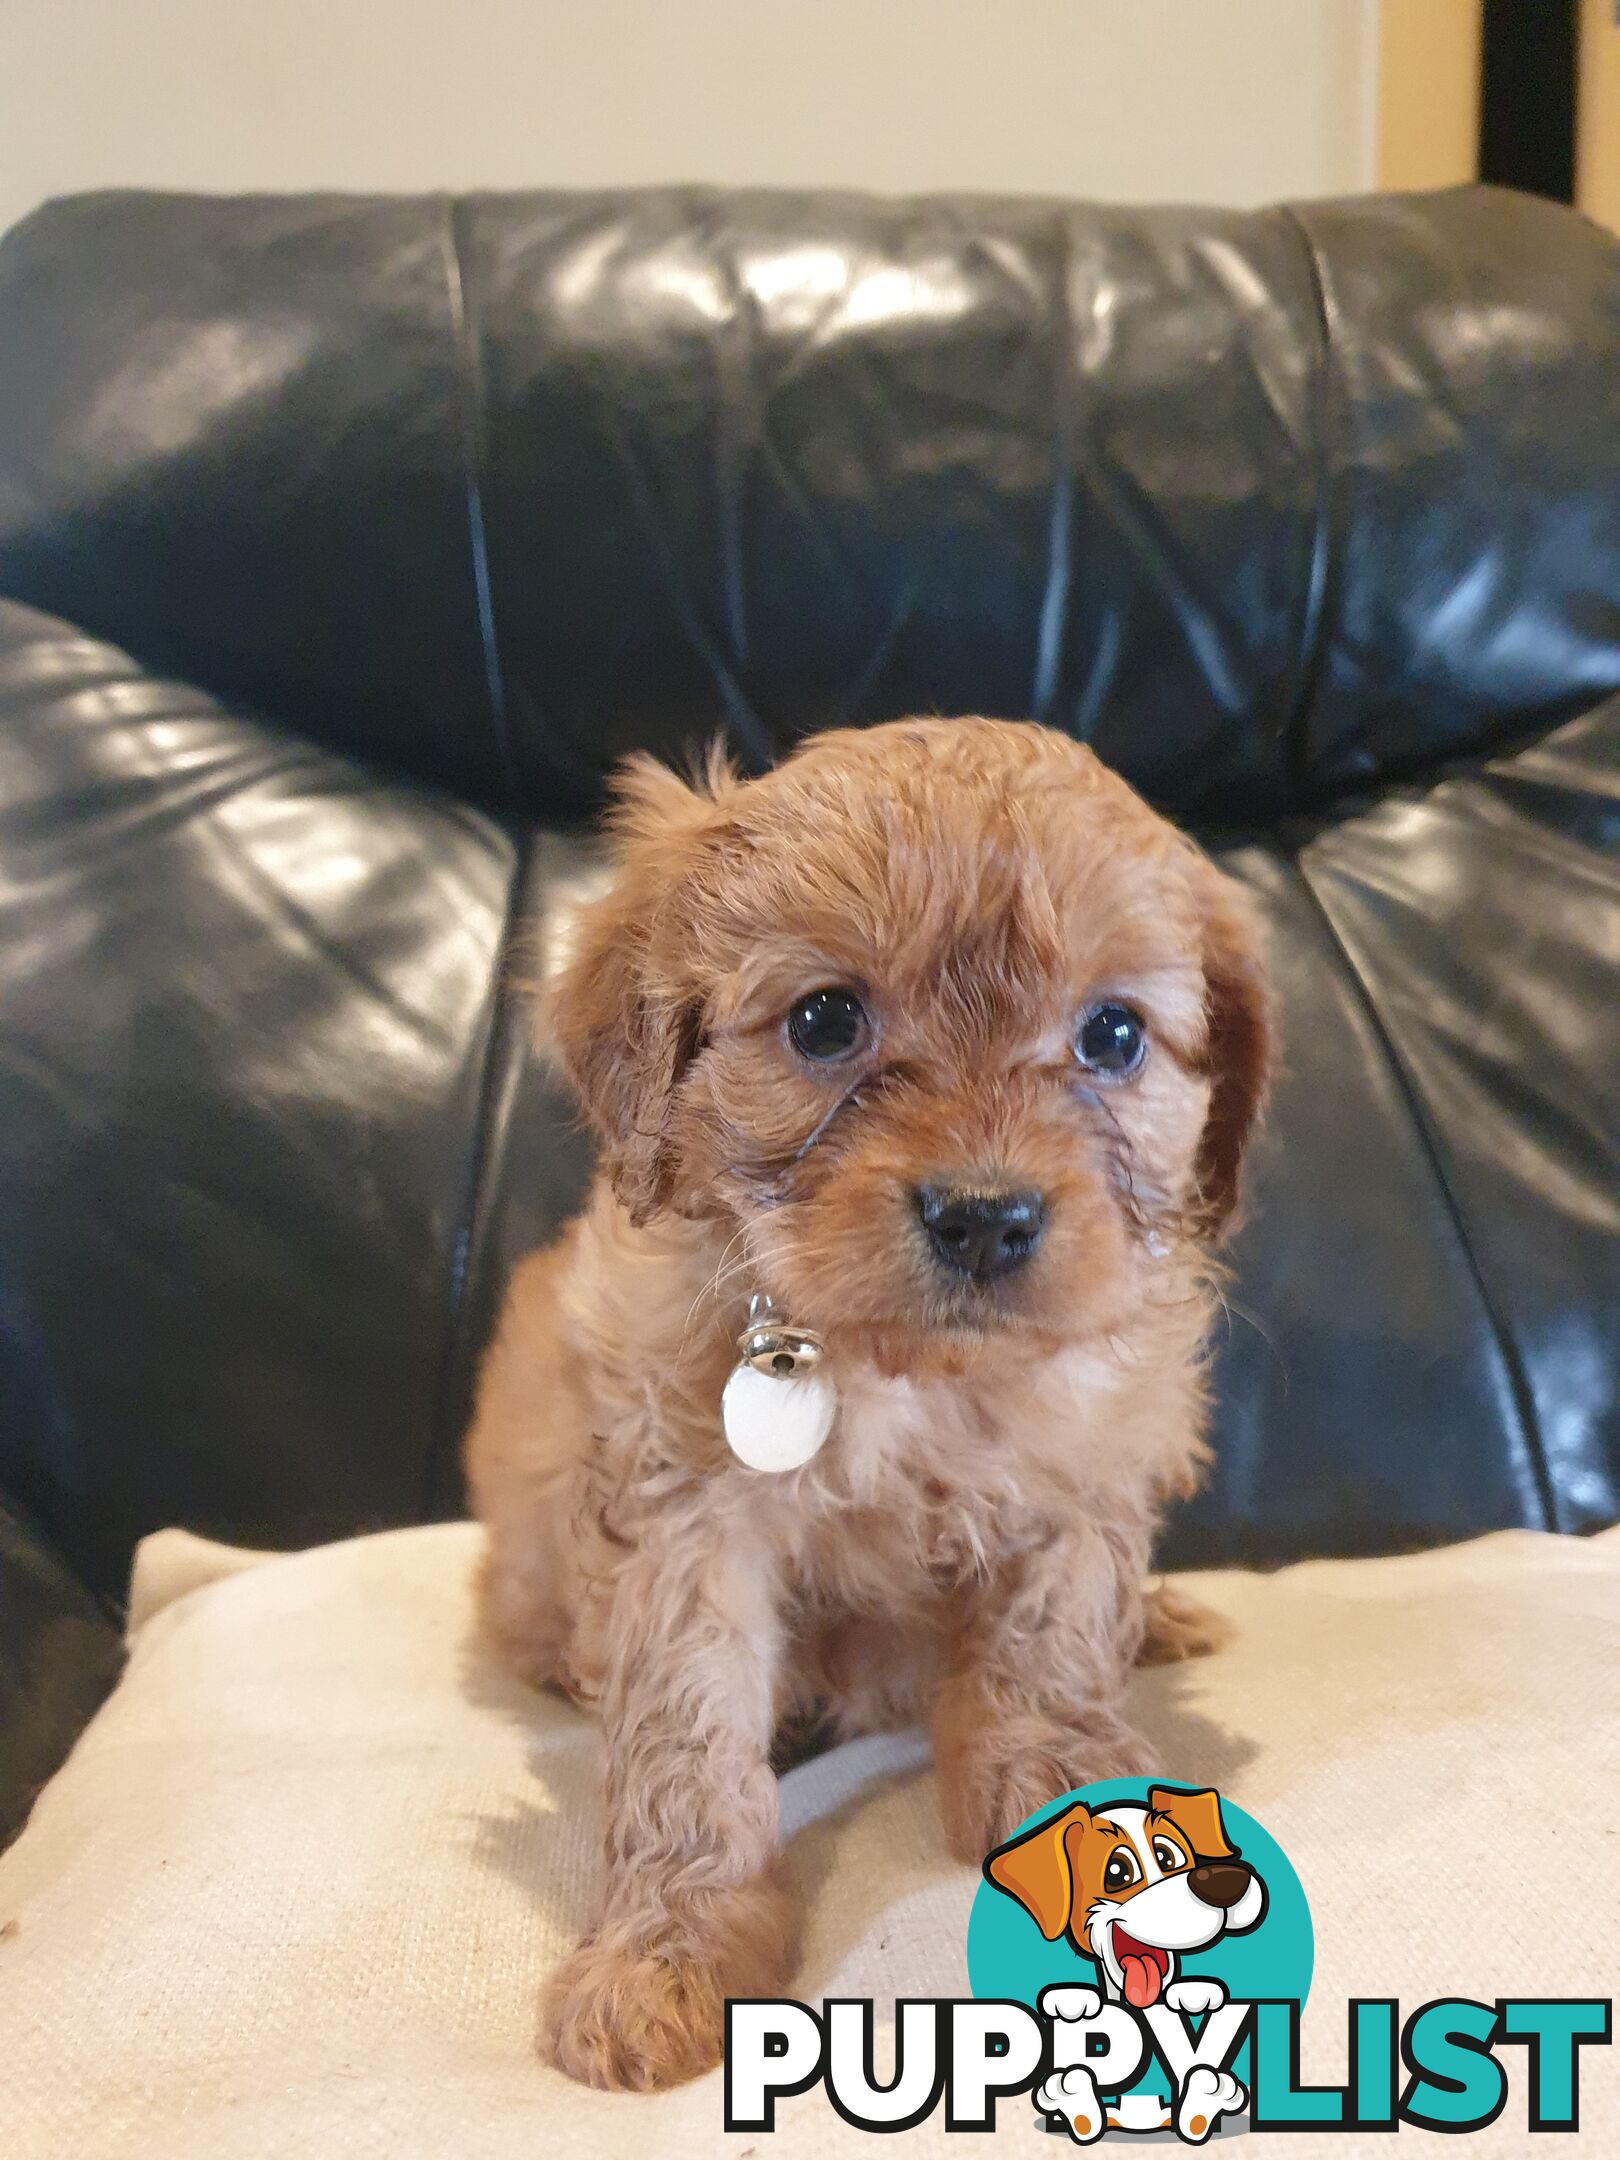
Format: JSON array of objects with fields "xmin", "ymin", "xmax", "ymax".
[{"xmin": 464, "ymin": 717, "xmax": 1271, "ymax": 2091}]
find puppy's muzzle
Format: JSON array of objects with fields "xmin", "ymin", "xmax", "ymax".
[
  {"xmin": 1188, "ymin": 1861, "xmax": 1253, "ymax": 1911},
  {"xmin": 915, "ymin": 1182, "xmax": 1046, "ymax": 1283}
]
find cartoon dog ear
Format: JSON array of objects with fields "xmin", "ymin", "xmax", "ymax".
[
  {"xmin": 1189, "ymin": 861, "xmax": 1274, "ymax": 1241},
  {"xmin": 983, "ymin": 1802, "xmax": 1091, "ymax": 1941},
  {"xmin": 1148, "ymin": 1785, "xmax": 1237, "ymax": 1864},
  {"xmin": 544, "ymin": 751, "xmax": 728, "ymax": 1227}
]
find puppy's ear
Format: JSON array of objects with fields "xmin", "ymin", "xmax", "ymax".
[
  {"xmin": 544, "ymin": 751, "xmax": 726, "ymax": 1226},
  {"xmin": 1148, "ymin": 1784, "xmax": 1236, "ymax": 1864},
  {"xmin": 983, "ymin": 1801, "xmax": 1090, "ymax": 1940},
  {"xmin": 1190, "ymin": 863, "xmax": 1273, "ymax": 1240}
]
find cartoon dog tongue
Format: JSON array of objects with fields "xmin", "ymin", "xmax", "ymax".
[{"xmin": 1114, "ymin": 1935, "xmax": 1166, "ymax": 2008}]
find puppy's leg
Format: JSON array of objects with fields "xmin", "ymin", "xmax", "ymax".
[
  {"xmin": 1137, "ymin": 1580, "xmax": 1230, "ymax": 1667},
  {"xmin": 465, "ymin": 1244, "xmax": 585, "ymax": 1693},
  {"xmin": 539, "ymin": 1538, "xmax": 795, "ymax": 2092},
  {"xmin": 474, "ymin": 1536, "xmax": 569, "ymax": 1695},
  {"xmin": 934, "ymin": 1523, "xmax": 1157, "ymax": 1862}
]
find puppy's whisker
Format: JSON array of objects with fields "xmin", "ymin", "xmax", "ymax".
[
  {"xmin": 1208, "ymin": 1283, "xmax": 1289, "ymax": 1383},
  {"xmin": 784, "ymin": 1079, "xmax": 868, "ymax": 1167},
  {"xmin": 698, "ymin": 1245, "xmax": 753, "ymax": 1312},
  {"xmin": 792, "ymin": 1111, "xmax": 842, "ymax": 1164},
  {"xmin": 677, "ymin": 1226, "xmax": 755, "ymax": 1351}
]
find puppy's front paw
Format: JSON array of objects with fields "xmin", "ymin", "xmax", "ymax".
[
  {"xmin": 939, "ymin": 1714, "xmax": 1160, "ymax": 1861},
  {"xmin": 539, "ymin": 1935, "xmax": 727, "ymax": 2091},
  {"xmin": 539, "ymin": 1875, "xmax": 797, "ymax": 2092}
]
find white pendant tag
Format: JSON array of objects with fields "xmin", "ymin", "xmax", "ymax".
[{"xmin": 721, "ymin": 1360, "xmax": 836, "ymax": 1472}]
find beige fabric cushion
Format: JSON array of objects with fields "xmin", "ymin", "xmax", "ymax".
[{"xmin": 1, "ymin": 1521, "xmax": 1616, "ymax": 2157}]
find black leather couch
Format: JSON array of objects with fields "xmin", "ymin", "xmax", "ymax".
[{"xmin": 2, "ymin": 183, "xmax": 1617, "ymax": 1847}]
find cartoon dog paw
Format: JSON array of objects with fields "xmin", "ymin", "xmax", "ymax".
[
  {"xmin": 1165, "ymin": 1977, "xmax": 1228, "ymax": 2017},
  {"xmin": 1177, "ymin": 2064, "xmax": 1246, "ymax": 2144},
  {"xmin": 1038, "ymin": 1984, "xmax": 1103, "ymax": 2023},
  {"xmin": 1036, "ymin": 2064, "xmax": 1106, "ymax": 2145}
]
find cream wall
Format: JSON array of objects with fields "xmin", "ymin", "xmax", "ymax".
[
  {"xmin": 0, "ymin": 0, "xmax": 1380, "ymax": 239},
  {"xmin": 1376, "ymin": 0, "xmax": 1481, "ymax": 191},
  {"xmin": 1578, "ymin": 0, "xmax": 1620, "ymax": 233}
]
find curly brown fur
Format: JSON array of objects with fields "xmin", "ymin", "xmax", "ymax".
[{"xmin": 464, "ymin": 718, "xmax": 1272, "ymax": 2090}]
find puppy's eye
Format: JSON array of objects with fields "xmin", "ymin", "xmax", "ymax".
[
  {"xmin": 1152, "ymin": 1838, "xmax": 1186, "ymax": 1874},
  {"xmin": 1103, "ymin": 1849, "xmax": 1140, "ymax": 1893},
  {"xmin": 1075, "ymin": 1002, "xmax": 1145, "ymax": 1078},
  {"xmin": 787, "ymin": 987, "xmax": 868, "ymax": 1063}
]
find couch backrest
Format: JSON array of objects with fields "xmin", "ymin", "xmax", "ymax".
[{"xmin": 3, "ymin": 185, "xmax": 1620, "ymax": 827}]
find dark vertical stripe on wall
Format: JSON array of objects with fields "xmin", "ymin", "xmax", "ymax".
[{"xmin": 1479, "ymin": 0, "xmax": 1578, "ymax": 202}]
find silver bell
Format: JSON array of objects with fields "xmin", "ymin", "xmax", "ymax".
[
  {"xmin": 737, "ymin": 1295, "xmax": 824, "ymax": 1379},
  {"xmin": 722, "ymin": 1295, "xmax": 836, "ymax": 1473},
  {"xmin": 739, "ymin": 1322, "xmax": 825, "ymax": 1379}
]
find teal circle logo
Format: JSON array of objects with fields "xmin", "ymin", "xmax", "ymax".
[{"xmin": 967, "ymin": 1782, "xmax": 1311, "ymax": 2138}]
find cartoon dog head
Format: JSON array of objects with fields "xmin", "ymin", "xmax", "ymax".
[{"xmin": 985, "ymin": 1785, "xmax": 1267, "ymax": 2009}]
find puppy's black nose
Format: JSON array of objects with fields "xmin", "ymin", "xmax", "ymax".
[
  {"xmin": 1188, "ymin": 1862, "xmax": 1252, "ymax": 1910},
  {"xmin": 915, "ymin": 1184, "xmax": 1045, "ymax": 1283}
]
